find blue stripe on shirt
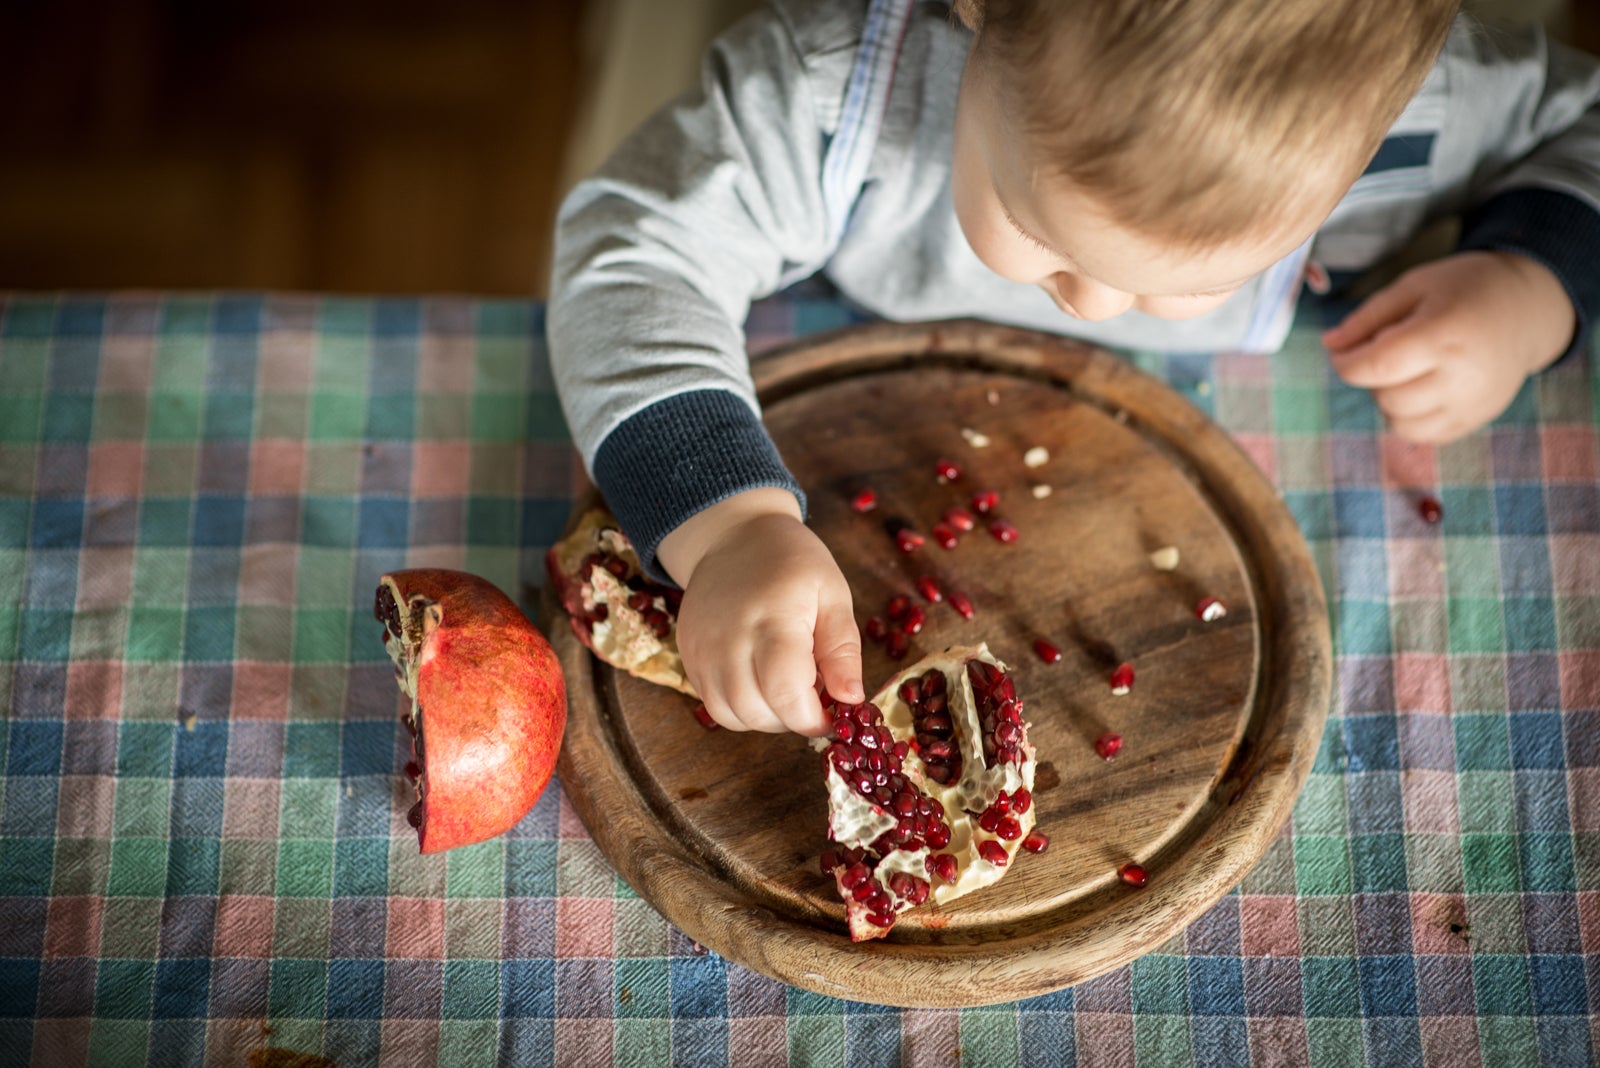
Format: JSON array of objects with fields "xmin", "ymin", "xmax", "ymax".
[{"xmin": 1362, "ymin": 133, "xmax": 1437, "ymax": 175}]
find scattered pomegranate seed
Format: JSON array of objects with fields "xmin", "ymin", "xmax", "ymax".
[
  {"xmin": 1109, "ymin": 662, "xmax": 1134, "ymax": 695},
  {"xmin": 942, "ymin": 507, "xmax": 976, "ymax": 532},
  {"xmin": 935, "ymin": 458, "xmax": 962, "ymax": 482},
  {"xmin": 932, "ymin": 523, "xmax": 959, "ymax": 549},
  {"xmin": 1196, "ymin": 596, "xmax": 1227, "ymax": 622},
  {"xmin": 887, "ymin": 594, "xmax": 912, "ymax": 620},
  {"xmin": 915, "ymin": 574, "xmax": 943, "ymax": 603},
  {"xmin": 1033, "ymin": 639, "xmax": 1061, "ymax": 664},
  {"xmin": 1094, "ymin": 732, "xmax": 1123, "ymax": 760},
  {"xmin": 1149, "ymin": 546, "xmax": 1180, "ymax": 571},
  {"xmin": 894, "ymin": 528, "xmax": 926, "ymax": 554},
  {"xmin": 885, "ymin": 628, "xmax": 909, "ymax": 659},
  {"xmin": 900, "ymin": 605, "xmax": 926, "ymax": 635},
  {"xmin": 988, "ymin": 518, "xmax": 1020, "ymax": 543},
  {"xmin": 1023, "ymin": 446, "xmax": 1049, "ymax": 468},
  {"xmin": 1021, "ymin": 831, "xmax": 1050, "ymax": 854},
  {"xmin": 1117, "ymin": 863, "xmax": 1149, "ymax": 888},
  {"xmin": 692, "ymin": 703, "xmax": 721, "ymax": 730},
  {"xmin": 969, "ymin": 490, "xmax": 1000, "ymax": 515},
  {"xmin": 978, "ymin": 840, "xmax": 1009, "ymax": 866},
  {"xmin": 864, "ymin": 616, "xmax": 888, "ymax": 642},
  {"xmin": 1418, "ymin": 495, "xmax": 1443, "ymax": 524},
  {"xmin": 947, "ymin": 592, "xmax": 975, "ymax": 620},
  {"xmin": 850, "ymin": 487, "xmax": 878, "ymax": 513}
]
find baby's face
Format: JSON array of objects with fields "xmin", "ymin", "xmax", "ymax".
[{"xmin": 950, "ymin": 58, "xmax": 1343, "ymax": 322}]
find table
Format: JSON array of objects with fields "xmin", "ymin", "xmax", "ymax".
[{"xmin": 0, "ymin": 289, "xmax": 1595, "ymax": 1067}]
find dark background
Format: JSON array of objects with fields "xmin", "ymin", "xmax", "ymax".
[{"xmin": 0, "ymin": 0, "xmax": 1595, "ymax": 298}]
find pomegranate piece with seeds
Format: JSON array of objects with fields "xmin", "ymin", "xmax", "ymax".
[
  {"xmin": 546, "ymin": 508, "xmax": 695, "ymax": 695},
  {"xmin": 377, "ymin": 570, "xmax": 566, "ymax": 854},
  {"xmin": 816, "ymin": 644, "xmax": 1038, "ymax": 940}
]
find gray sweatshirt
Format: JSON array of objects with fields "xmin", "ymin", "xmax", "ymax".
[{"xmin": 550, "ymin": 1, "xmax": 1600, "ymax": 581}]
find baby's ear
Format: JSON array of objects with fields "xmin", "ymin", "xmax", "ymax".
[{"xmin": 951, "ymin": 0, "xmax": 984, "ymax": 33}]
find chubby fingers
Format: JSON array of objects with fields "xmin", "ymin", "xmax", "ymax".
[
  {"xmin": 752, "ymin": 623, "xmax": 832, "ymax": 736},
  {"xmin": 813, "ymin": 593, "xmax": 864, "ymax": 706}
]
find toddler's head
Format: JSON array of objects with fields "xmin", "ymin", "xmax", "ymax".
[{"xmin": 949, "ymin": 0, "xmax": 1459, "ymax": 320}]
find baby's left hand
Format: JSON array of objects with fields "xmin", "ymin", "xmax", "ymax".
[{"xmin": 1321, "ymin": 251, "xmax": 1575, "ymax": 443}]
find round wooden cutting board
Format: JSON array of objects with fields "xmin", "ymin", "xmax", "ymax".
[{"xmin": 545, "ymin": 319, "xmax": 1330, "ymax": 1007}]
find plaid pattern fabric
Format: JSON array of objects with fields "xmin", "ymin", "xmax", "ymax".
[{"xmin": 1, "ymin": 291, "xmax": 1596, "ymax": 1067}]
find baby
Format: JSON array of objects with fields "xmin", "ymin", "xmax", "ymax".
[{"xmin": 550, "ymin": 0, "xmax": 1600, "ymax": 735}]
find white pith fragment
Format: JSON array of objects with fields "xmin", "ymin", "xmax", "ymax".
[
  {"xmin": 960, "ymin": 427, "xmax": 990, "ymax": 448},
  {"xmin": 1149, "ymin": 546, "xmax": 1180, "ymax": 571},
  {"xmin": 585, "ymin": 567, "xmax": 675, "ymax": 671},
  {"xmin": 1023, "ymin": 446, "xmax": 1049, "ymax": 468},
  {"xmin": 823, "ymin": 765, "xmax": 898, "ymax": 850},
  {"xmin": 1030, "ymin": 483, "xmax": 1052, "ymax": 499}
]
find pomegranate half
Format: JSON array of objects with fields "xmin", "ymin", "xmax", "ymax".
[
  {"xmin": 817, "ymin": 643, "xmax": 1037, "ymax": 940},
  {"xmin": 376, "ymin": 569, "xmax": 566, "ymax": 854},
  {"xmin": 545, "ymin": 509, "xmax": 694, "ymax": 695}
]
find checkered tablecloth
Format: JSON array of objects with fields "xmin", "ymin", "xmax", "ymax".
[{"xmin": 1, "ymin": 290, "xmax": 1596, "ymax": 1067}]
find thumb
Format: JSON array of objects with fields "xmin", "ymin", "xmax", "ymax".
[
  {"xmin": 814, "ymin": 595, "xmax": 865, "ymax": 705},
  {"xmin": 1322, "ymin": 277, "xmax": 1424, "ymax": 353}
]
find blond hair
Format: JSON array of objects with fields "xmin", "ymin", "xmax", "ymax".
[{"xmin": 967, "ymin": 0, "xmax": 1460, "ymax": 246}]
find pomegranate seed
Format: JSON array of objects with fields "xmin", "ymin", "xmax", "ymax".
[
  {"xmin": 1094, "ymin": 732, "xmax": 1123, "ymax": 760},
  {"xmin": 840, "ymin": 863, "xmax": 871, "ymax": 890},
  {"xmin": 988, "ymin": 518, "xmax": 1020, "ymax": 543},
  {"xmin": 1109, "ymin": 662, "xmax": 1134, "ymax": 695},
  {"xmin": 979, "ymin": 808, "xmax": 1003, "ymax": 833},
  {"xmin": 404, "ymin": 760, "xmax": 421, "ymax": 782},
  {"xmin": 866, "ymin": 910, "xmax": 897, "ymax": 928},
  {"xmin": 692, "ymin": 703, "xmax": 721, "ymax": 730},
  {"xmin": 901, "ymin": 605, "xmax": 926, "ymax": 635},
  {"xmin": 943, "ymin": 506, "xmax": 976, "ymax": 532},
  {"xmin": 915, "ymin": 574, "xmax": 943, "ymax": 603},
  {"xmin": 948, "ymin": 592, "xmax": 975, "ymax": 620},
  {"xmin": 886, "ymin": 628, "xmax": 909, "ymax": 659},
  {"xmin": 1418, "ymin": 495, "xmax": 1443, "ymax": 524},
  {"xmin": 925, "ymin": 822, "xmax": 951, "ymax": 849},
  {"xmin": 1118, "ymin": 863, "xmax": 1149, "ymax": 888},
  {"xmin": 894, "ymin": 528, "xmax": 925, "ymax": 554},
  {"xmin": 927, "ymin": 853, "xmax": 958, "ymax": 883},
  {"xmin": 1021, "ymin": 831, "xmax": 1050, "ymax": 854},
  {"xmin": 932, "ymin": 523, "xmax": 959, "ymax": 549},
  {"xmin": 1010, "ymin": 787, "xmax": 1032, "ymax": 814},
  {"xmin": 992, "ymin": 791, "xmax": 1011, "ymax": 814},
  {"xmin": 1196, "ymin": 596, "xmax": 1227, "ymax": 622},
  {"xmin": 978, "ymin": 840, "xmax": 1009, "ymax": 866},
  {"xmin": 995, "ymin": 816, "xmax": 1023, "ymax": 841},
  {"xmin": 820, "ymin": 848, "xmax": 841, "ymax": 876},
  {"xmin": 970, "ymin": 490, "xmax": 1000, "ymax": 515},
  {"xmin": 887, "ymin": 595, "xmax": 912, "ymax": 620},
  {"xmin": 407, "ymin": 801, "xmax": 424, "ymax": 828},
  {"xmin": 935, "ymin": 458, "xmax": 961, "ymax": 482},
  {"xmin": 1033, "ymin": 638, "xmax": 1061, "ymax": 663},
  {"xmin": 864, "ymin": 616, "xmax": 888, "ymax": 642},
  {"xmin": 850, "ymin": 487, "xmax": 878, "ymax": 513}
]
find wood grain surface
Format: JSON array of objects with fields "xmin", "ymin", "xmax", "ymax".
[{"xmin": 545, "ymin": 319, "xmax": 1331, "ymax": 1007}]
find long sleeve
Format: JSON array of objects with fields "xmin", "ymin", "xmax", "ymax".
[
  {"xmin": 548, "ymin": 7, "xmax": 842, "ymax": 581},
  {"xmin": 1439, "ymin": 22, "xmax": 1600, "ymax": 358}
]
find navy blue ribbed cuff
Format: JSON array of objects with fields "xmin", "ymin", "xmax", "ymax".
[
  {"xmin": 591, "ymin": 389, "xmax": 806, "ymax": 585},
  {"xmin": 1458, "ymin": 187, "xmax": 1600, "ymax": 363}
]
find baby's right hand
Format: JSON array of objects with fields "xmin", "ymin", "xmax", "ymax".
[{"xmin": 656, "ymin": 488, "xmax": 863, "ymax": 736}]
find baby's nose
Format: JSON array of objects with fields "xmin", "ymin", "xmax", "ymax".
[{"xmin": 1047, "ymin": 272, "xmax": 1136, "ymax": 321}]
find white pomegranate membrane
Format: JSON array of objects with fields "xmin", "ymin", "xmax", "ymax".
[
  {"xmin": 815, "ymin": 643, "xmax": 1037, "ymax": 940},
  {"xmin": 546, "ymin": 510, "xmax": 695, "ymax": 696}
]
